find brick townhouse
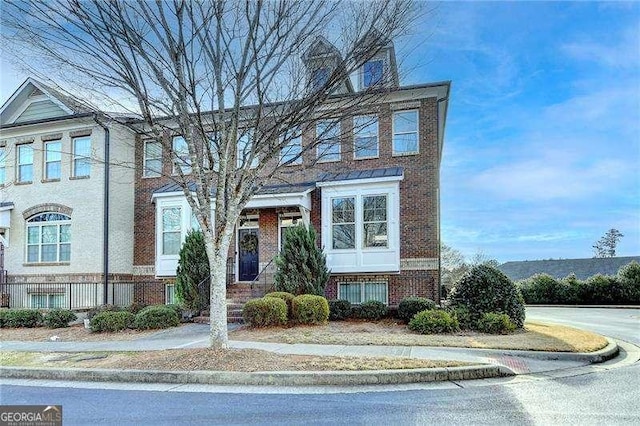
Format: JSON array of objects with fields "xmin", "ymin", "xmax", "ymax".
[{"xmin": 132, "ymin": 36, "xmax": 450, "ymax": 308}]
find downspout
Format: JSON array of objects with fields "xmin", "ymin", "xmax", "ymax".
[
  {"xmin": 93, "ymin": 115, "xmax": 110, "ymax": 305},
  {"xmin": 436, "ymin": 95, "xmax": 449, "ymax": 304}
]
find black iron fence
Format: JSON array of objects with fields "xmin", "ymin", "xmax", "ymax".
[{"xmin": 0, "ymin": 281, "xmax": 168, "ymax": 310}]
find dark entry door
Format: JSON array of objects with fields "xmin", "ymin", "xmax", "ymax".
[{"xmin": 238, "ymin": 228, "xmax": 259, "ymax": 281}]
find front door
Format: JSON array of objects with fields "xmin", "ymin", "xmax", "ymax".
[{"xmin": 238, "ymin": 228, "xmax": 259, "ymax": 281}]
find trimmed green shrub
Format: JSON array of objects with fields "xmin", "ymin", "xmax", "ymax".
[
  {"xmin": 0, "ymin": 310, "xmax": 8, "ymax": 327},
  {"xmin": 127, "ymin": 303, "xmax": 148, "ymax": 315},
  {"xmin": 475, "ymin": 312, "xmax": 516, "ymax": 334},
  {"xmin": 134, "ymin": 305, "xmax": 180, "ymax": 330},
  {"xmin": 352, "ymin": 300, "xmax": 387, "ymax": 321},
  {"xmin": 175, "ymin": 230, "xmax": 210, "ymax": 313},
  {"xmin": 86, "ymin": 304, "xmax": 123, "ymax": 320},
  {"xmin": 90, "ymin": 311, "xmax": 134, "ymax": 332},
  {"xmin": 292, "ymin": 294, "xmax": 329, "ymax": 325},
  {"xmin": 397, "ymin": 297, "xmax": 437, "ymax": 323},
  {"xmin": 408, "ymin": 309, "xmax": 459, "ymax": 334},
  {"xmin": 43, "ymin": 309, "xmax": 77, "ymax": 328},
  {"xmin": 449, "ymin": 264, "xmax": 526, "ymax": 328},
  {"xmin": 617, "ymin": 261, "xmax": 640, "ymax": 304},
  {"xmin": 264, "ymin": 292, "xmax": 296, "ymax": 318},
  {"xmin": 165, "ymin": 304, "xmax": 184, "ymax": 320},
  {"xmin": 448, "ymin": 305, "xmax": 474, "ymax": 330},
  {"xmin": 274, "ymin": 224, "xmax": 329, "ymax": 295},
  {"xmin": 243, "ymin": 297, "xmax": 287, "ymax": 327},
  {"xmin": 328, "ymin": 299, "xmax": 352, "ymax": 321},
  {"xmin": 2, "ymin": 309, "xmax": 44, "ymax": 328}
]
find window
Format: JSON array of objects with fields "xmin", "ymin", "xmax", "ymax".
[
  {"xmin": 280, "ymin": 129, "xmax": 302, "ymax": 166},
  {"xmin": 237, "ymin": 130, "xmax": 258, "ymax": 169},
  {"xmin": 311, "ymin": 67, "xmax": 329, "ymax": 91},
  {"xmin": 166, "ymin": 284, "xmax": 176, "ymax": 305},
  {"xmin": 279, "ymin": 213, "xmax": 303, "ymax": 251},
  {"xmin": 44, "ymin": 140, "xmax": 62, "ymax": 180},
  {"xmin": 17, "ymin": 144, "xmax": 33, "ymax": 183},
  {"xmin": 162, "ymin": 207, "xmax": 182, "ymax": 255},
  {"xmin": 31, "ymin": 293, "xmax": 65, "ymax": 309},
  {"xmin": 363, "ymin": 60, "xmax": 383, "ymax": 88},
  {"xmin": 143, "ymin": 140, "xmax": 163, "ymax": 177},
  {"xmin": 363, "ymin": 195, "xmax": 387, "ymax": 248},
  {"xmin": 339, "ymin": 282, "xmax": 388, "ymax": 305},
  {"xmin": 0, "ymin": 146, "xmax": 6, "ymax": 185},
  {"xmin": 72, "ymin": 136, "xmax": 91, "ymax": 177},
  {"xmin": 353, "ymin": 116, "xmax": 379, "ymax": 159},
  {"xmin": 316, "ymin": 121, "xmax": 340, "ymax": 162},
  {"xmin": 172, "ymin": 136, "xmax": 191, "ymax": 174},
  {"xmin": 331, "ymin": 197, "xmax": 355, "ymax": 249},
  {"xmin": 393, "ymin": 110, "xmax": 419, "ymax": 155},
  {"xmin": 26, "ymin": 213, "xmax": 71, "ymax": 263}
]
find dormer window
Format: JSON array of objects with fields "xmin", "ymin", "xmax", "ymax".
[
  {"xmin": 312, "ymin": 67, "xmax": 330, "ymax": 91},
  {"xmin": 363, "ymin": 60, "xmax": 384, "ymax": 88}
]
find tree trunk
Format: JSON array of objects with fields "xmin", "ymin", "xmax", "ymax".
[{"xmin": 206, "ymin": 232, "xmax": 233, "ymax": 349}]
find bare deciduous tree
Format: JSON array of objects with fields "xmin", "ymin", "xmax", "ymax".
[
  {"xmin": 593, "ymin": 228, "xmax": 624, "ymax": 258},
  {"xmin": 2, "ymin": 0, "xmax": 421, "ymax": 347}
]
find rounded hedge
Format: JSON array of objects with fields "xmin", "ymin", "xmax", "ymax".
[
  {"xmin": 292, "ymin": 294, "xmax": 329, "ymax": 325},
  {"xmin": 43, "ymin": 309, "xmax": 77, "ymax": 328},
  {"xmin": 397, "ymin": 297, "xmax": 437, "ymax": 323},
  {"xmin": 449, "ymin": 264, "xmax": 526, "ymax": 328},
  {"xmin": 475, "ymin": 312, "xmax": 516, "ymax": 334},
  {"xmin": 328, "ymin": 299, "xmax": 352, "ymax": 321},
  {"xmin": 134, "ymin": 305, "xmax": 180, "ymax": 330},
  {"xmin": 1, "ymin": 309, "xmax": 43, "ymax": 328},
  {"xmin": 90, "ymin": 311, "xmax": 134, "ymax": 332},
  {"xmin": 243, "ymin": 297, "xmax": 287, "ymax": 327},
  {"xmin": 408, "ymin": 309, "xmax": 459, "ymax": 334},
  {"xmin": 264, "ymin": 292, "xmax": 296, "ymax": 319},
  {"xmin": 352, "ymin": 300, "xmax": 387, "ymax": 321}
]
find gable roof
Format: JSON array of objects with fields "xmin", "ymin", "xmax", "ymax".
[
  {"xmin": 0, "ymin": 78, "xmax": 91, "ymax": 127},
  {"xmin": 498, "ymin": 256, "xmax": 640, "ymax": 281}
]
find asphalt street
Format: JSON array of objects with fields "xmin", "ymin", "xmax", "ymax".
[{"xmin": 1, "ymin": 307, "xmax": 639, "ymax": 425}]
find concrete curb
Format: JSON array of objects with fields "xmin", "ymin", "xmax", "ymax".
[
  {"xmin": 0, "ymin": 364, "xmax": 514, "ymax": 386},
  {"xmin": 479, "ymin": 338, "xmax": 619, "ymax": 363},
  {"xmin": 526, "ymin": 305, "xmax": 639, "ymax": 309}
]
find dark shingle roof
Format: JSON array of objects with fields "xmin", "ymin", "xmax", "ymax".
[
  {"xmin": 498, "ymin": 256, "xmax": 640, "ymax": 281},
  {"xmin": 318, "ymin": 166, "xmax": 403, "ymax": 183}
]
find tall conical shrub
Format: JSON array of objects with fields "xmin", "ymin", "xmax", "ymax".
[
  {"xmin": 175, "ymin": 230, "xmax": 210, "ymax": 312},
  {"xmin": 274, "ymin": 224, "xmax": 329, "ymax": 296}
]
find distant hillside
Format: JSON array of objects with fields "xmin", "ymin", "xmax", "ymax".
[{"xmin": 498, "ymin": 256, "xmax": 640, "ymax": 281}]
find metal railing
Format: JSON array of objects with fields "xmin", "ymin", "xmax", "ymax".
[
  {"xmin": 249, "ymin": 257, "xmax": 276, "ymax": 297},
  {"xmin": 0, "ymin": 281, "xmax": 168, "ymax": 310}
]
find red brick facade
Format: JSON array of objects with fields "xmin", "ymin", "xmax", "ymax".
[{"xmin": 133, "ymin": 85, "xmax": 447, "ymax": 306}]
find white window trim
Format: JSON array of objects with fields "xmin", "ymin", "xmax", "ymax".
[
  {"xmin": 353, "ymin": 115, "xmax": 379, "ymax": 160},
  {"xmin": 338, "ymin": 281, "xmax": 389, "ymax": 305},
  {"xmin": 362, "ymin": 194, "xmax": 388, "ymax": 249},
  {"xmin": 361, "ymin": 59, "xmax": 385, "ymax": 89},
  {"xmin": 172, "ymin": 136, "xmax": 192, "ymax": 175},
  {"xmin": 154, "ymin": 194, "xmax": 214, "ymax": 277},
  {"xmin": 0, "ymin": 146, "xmax": 6, "ymax": 186},
  {"xmin": 143, "ymin": 140, "xmax": 163, "ymax": 178},
  {"xmin": 30, "ymin": 292, "xmax": 65, "ymax": 309},
  {"xmin": 44, "ymin": 140, "xmax": 62, "ymax": 181},
  {"xmin": 279, "ymin": 131, "xmax": 303, "ymax": 166},
  {"xmin": 17, "ymin": 144, "xmax": 34, "ymax": 183},
  {"xmin": 321, "ymin": 178, "xmax": 401, "ymax": 273},
  {"xmin": 392, "ymin": 109, "xmax": 420, "ymax": 156},
  {"xmin": 72, "ymin": 135, "xmax": 91, "ymax": 177},
  {"xmin": 316, "ymin": 121, "xmax": 341, "ymax": 163},
  {"xmin": 25, "ymin": 213, "xmax": 71, "ymax": 264},
  {"xmin": 330, "ymin": 196, "xmax": 356, "ymax": 250},
  {"xmin": 278, "ymin": 212, "xmax": 303, "ymax": 251}
]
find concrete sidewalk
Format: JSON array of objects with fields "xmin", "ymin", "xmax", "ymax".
[{"xmin": 0, "ymin": 323, "xmax": 619, "ymax": 376}]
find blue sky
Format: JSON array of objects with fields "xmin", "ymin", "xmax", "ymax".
[{"xmin": 1, "ymin": 1, "xmax": 638, "ymax": 263}]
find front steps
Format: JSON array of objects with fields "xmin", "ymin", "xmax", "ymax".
[{"xmin": 194, "ymin": 284, "xmax": 259, "ymax": 324}]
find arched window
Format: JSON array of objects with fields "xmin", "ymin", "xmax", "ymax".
[{"xmin": 26, "ymin": 213, "xmax": 71, "ymax": 263}]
